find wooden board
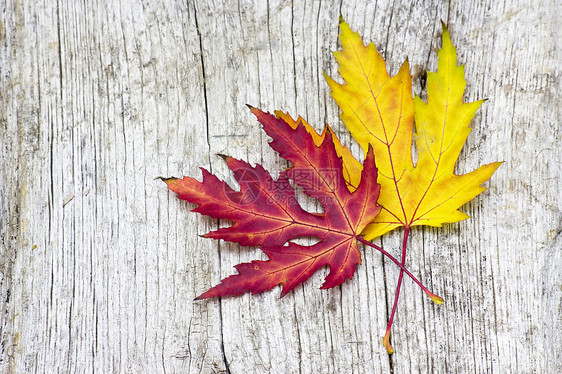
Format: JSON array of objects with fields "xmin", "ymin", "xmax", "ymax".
[{"xmin": 1, "ymin": 0, "xmax": 560, "ymax": 372}]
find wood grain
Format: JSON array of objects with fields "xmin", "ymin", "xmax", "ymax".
[{"xmin": 0, "ymin": 0, "xmax": 559, "ymax": 372}]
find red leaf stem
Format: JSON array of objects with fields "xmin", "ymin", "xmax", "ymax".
[{"xmin": 356, "ymin": 237, "xmax": 443, "ymax": 304}]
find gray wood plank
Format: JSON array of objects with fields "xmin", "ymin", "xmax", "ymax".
[{"xmin": 0, "ymin": 0, "xmax": 559, "ymax": 373}]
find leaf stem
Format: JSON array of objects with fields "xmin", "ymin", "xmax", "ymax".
[
  {"xmin": 356, "ymin": 236, "xmax": 443, "ymax": 305},
  {"xmin": 381, "ymin": 226, "xmax": 409, "ymax": 354}
]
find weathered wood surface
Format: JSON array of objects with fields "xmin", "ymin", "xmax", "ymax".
[{"xmin": 0, "ymin": 0, "xmax": 560, "ymax": 372}]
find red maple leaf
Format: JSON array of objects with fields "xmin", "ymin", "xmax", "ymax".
[{"xmin": 163, "ymin": 107, "xmax": 380, "ymax": 298}]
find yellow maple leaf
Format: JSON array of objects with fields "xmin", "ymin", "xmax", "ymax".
[
  {"xmin": 326, "ymin": 19, "xmax": 501, "ymax": 240},
  {"xmin": 325, "ymin": 18, "xmax": 501, "ymax": 354}
]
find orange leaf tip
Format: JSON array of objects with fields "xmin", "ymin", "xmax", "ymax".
[
  {"xmin": 383, "ymin": 330, "xmax": 394, "ymax": 354},
  {"xmin": 428, "ymin": 292, "xmax": 445, "ymax": 305},
  {"xmin": 157, "ymin": 176, "xmax": 177, "ymax": 182},
  {"xmin": 159, "ymin": 177, "xmax": 180, "ymax": 190}
]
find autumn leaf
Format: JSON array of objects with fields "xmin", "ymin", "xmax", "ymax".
[
  {"xmin": 163, "ymin": 107, "xmax": 381, "ymax": 299},
  {"xmin": 326, "ymin": 19, "xmax": 501, "ymax": 239},
  {"xmin": 274, "ymin": 111, "xmax": 363, "ymax": 190},
  {"xmin": 326, "ymin": 19, "xmax": 501, "ymax": 353}
]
